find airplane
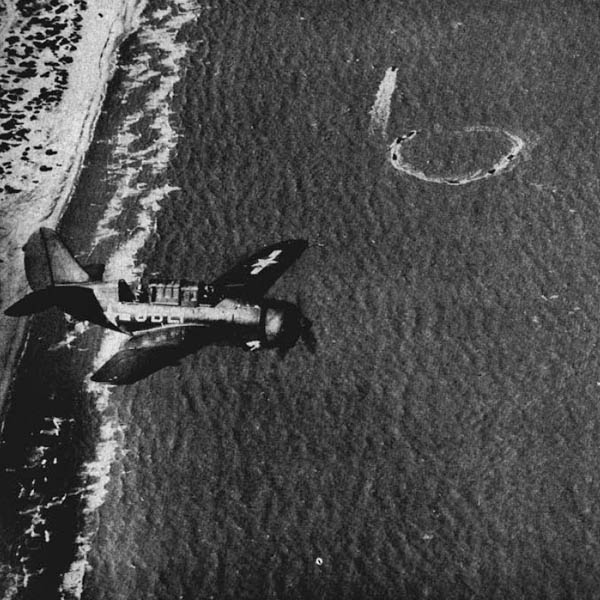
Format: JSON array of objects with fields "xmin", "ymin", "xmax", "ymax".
[{"xmin": 4, "ymin": 228, "xmax": 315, "ymax": 384}]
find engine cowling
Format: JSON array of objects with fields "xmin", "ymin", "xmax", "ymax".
[{"xmin": 261, "ymin": 301, "xmax": 306, "ymax": 349}]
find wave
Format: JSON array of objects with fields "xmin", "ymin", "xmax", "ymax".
[{"xmin": 59, "ymin": 2, "xmax": 198, "ymax": 598}]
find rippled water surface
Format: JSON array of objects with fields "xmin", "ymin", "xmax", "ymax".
[{"xmin": 6, "ymin": 1, "xmax": 600, "ymax": 599}]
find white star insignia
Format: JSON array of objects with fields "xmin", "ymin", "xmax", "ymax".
[{"xmin": 250, "ymin": 249, "xmax": 282, "ymax": 275}]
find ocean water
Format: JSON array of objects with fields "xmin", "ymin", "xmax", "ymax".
[
  {"xmin": 0, "ymin": 0, "xmax": 193, "ymax": 597},
  {"xmin": 5, "ymin": 0, "xmax": 600, "ymax": 598}
]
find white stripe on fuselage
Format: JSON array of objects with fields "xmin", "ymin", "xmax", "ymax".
[{"xmin": 106, "ymin": 299, "xmax": 261, "ymax": 327}]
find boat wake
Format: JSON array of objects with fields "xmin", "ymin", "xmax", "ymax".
[
  {"xmin": 369, "ymin": 67, "xmax": 531, "ymax": 185},
  {"xmin": 390, "ymin": 125, "xmax": 528, "ymax": 185},
  {"xmin": 368, "ymin": 66, "xmax": 398, "ymax": 138}
]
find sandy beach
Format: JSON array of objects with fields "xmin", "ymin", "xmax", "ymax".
[
  {"xmin": 0, "ymin": 0, "xmax": 146, "ymax": 417},
  {"xmin": 0, "ymin": 1, "xmax": 197, "ymax": 596}
]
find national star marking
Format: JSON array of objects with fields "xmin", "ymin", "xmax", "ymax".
[{"xmin": 250, "ymin": 250, "xmax": 282, "ymax": 275}]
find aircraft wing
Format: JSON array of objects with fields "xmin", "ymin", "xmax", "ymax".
[
  {"xmin": 211, "ymin": 239, "xmax": 308, "ymax": 299},
  {"xmin": 91, "ymin": 324, "xmax": 220, "ymax": 384}
]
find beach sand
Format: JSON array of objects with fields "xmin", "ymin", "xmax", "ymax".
[
  {"xmin": 0, "ymin": 1, "xmax": 197, "ymax": 596},
  {"xmin": 0, "ymin": 0, "xmax": 146, "ymax": 416}
]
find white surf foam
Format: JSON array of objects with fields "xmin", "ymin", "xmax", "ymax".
[
  {"xmin": 0, "ymin": 3, "xmax": 149, "ymax": 597},
  {"xmin": 59, "ymin": 3, "xmax": 199, "ymax": 598}
]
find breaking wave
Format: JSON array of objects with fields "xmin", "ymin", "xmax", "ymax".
[{"xmin": 59, "ymin": 2, "xmax": 198, "ymax": 597}]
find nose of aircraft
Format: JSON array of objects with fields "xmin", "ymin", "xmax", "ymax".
[
  {"xmin": 263, "ymin": 303, "xmax": 316, "ymax": 353},
  {"xmin": 264, "ymin": 306, "xmax": 287, "ymax": 344}
]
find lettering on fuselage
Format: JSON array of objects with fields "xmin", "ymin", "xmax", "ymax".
[{"xmin": 116, "ymin": 310, "xmax": 186, "ymax": 324}]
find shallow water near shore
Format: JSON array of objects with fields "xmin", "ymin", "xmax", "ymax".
[
  {"xmin": 0, "ymin": 0, "xmax": 191, "ymax": 596},
  {"xmin": 5, "ymin": 1, "xmax": 600, "ymax": 599}
]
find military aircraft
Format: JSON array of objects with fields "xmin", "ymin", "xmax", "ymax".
[{"xmin": 5, "ymin": 228, "xmax": 315, "ymax": 384}]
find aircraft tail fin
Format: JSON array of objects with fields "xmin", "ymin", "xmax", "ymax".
[{"xmin": 24, "ymin": 228, "xmax": 90, "ymax": 290}]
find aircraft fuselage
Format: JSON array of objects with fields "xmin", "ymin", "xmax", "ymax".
[
  {"xmin": 110, "ymin": 297, "xmax": 290, "ymax": 346},
  {"xmin": 5, "ymin": 228, "xmax": 313, "ymax": 382},
  {"xmin": 71, "ymin": 280, "xmax": 299, "ymax": 350}
]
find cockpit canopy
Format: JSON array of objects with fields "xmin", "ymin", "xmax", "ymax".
[{"xmin": 145, "ymin": 280, "xmax": 222, "ymax": 306}]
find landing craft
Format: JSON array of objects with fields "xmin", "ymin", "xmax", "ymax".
[{"xmin": 5, "ymin": 228, "xmax": 315, "ymax": 384}]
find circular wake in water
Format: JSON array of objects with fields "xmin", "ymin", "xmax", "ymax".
[{"xmin": 389, "ymin": 125, "xmax": 527, "ymax": 185}]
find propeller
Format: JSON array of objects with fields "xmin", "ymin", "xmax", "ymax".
[
  {"xmin": 297, "ymin": 293, "xmax": 317, "ymax": 352},
  {"xmin": 298, "ymin": 314, "xmax": 317, "ymax": 354},
  {"xmin": 292, "ymin": 294, "xmax": 317, "ymax": 355},
  {"xmin": 276, "ymin": 297, "xmax": 317, "ymax": 358}
]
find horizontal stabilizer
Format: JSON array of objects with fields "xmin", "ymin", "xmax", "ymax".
[
  {"xmin": 5, "ymin": 285, "xmax": 121, "ymax": 333},
  {"xmin": 52, "ymin": 287, "xmax": 119, "ymax": 331},
  {"xmin": 4, "ymin": 289, "xmax": 57, "ymax": 316}
]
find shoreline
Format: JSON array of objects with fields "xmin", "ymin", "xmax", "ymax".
[
  {"xmin": 0, "ymin": 2, "xmax": 198, "ymax": 595},
  {"xmin": 62, "ymin": 3, "xmax": 198, "ymax": 594},
  {"xmin": 0, "ymin": 0, "xmax": 147, "ymax": 419}
]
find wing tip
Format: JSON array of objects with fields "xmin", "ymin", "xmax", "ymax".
[
  {"xmin": 280, "ymin": 239, "xmax": 308, "ymax": 251},
  {"xmin": 89, "ymin": 372, "xmax": 110, "ymax": 384},
  {"xmin": 91, "ymin": 354, "xmax": 134, "ymax": 385}
]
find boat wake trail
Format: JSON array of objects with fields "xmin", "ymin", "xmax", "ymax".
[
  {"xmin": 368, "ymin": 66, "xmax": 398, "ymax": 138},
  {"xmin": 390, "ymin": 125, "xmax": 528, "ymax": 185},
  {"xmin": 369, "ymin": 66, "xmax": 531, "ymax": 185}
]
